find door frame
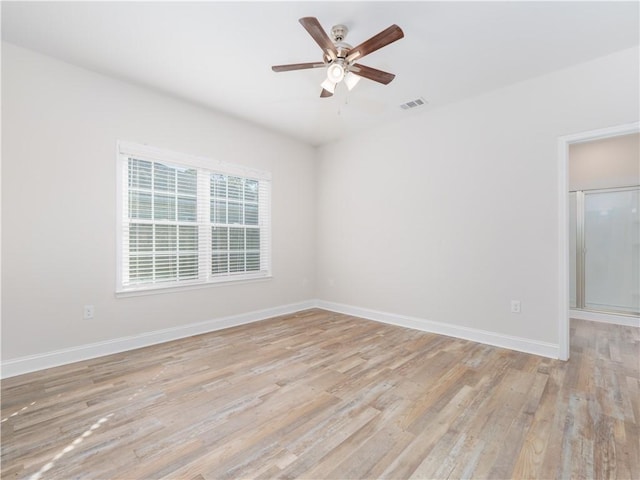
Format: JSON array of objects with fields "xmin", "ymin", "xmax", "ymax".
[{"xmin": 557, "ymin": 121, "xmax": 639, "ymax": 360}]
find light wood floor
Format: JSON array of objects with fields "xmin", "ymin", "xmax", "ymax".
[{"xmin": 2, "ymin": 309, "xmax": 639, "ymax": 479}]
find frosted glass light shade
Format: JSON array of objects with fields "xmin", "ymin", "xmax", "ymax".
[
  {"xmin": 327, "ymin": 63, "xmax": 345, "ymax": 83},
  {"xmin": 321, "ymin": 78, "xmax": 336, "ymax": 93},
  {"xmin": 344, "ymin": 72, "xmax": 361, "ymax": 91}
]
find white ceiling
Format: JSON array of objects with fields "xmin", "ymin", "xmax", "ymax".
[{"xmin": 2, "ymin": 1, "xmax": 639, "ymax": 146}]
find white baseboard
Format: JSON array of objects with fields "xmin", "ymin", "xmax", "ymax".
[
  {"xmin": 1, "ymin": 299, "xmax": 564, "ymax": 379},
  {"xmin": 316, "ymin": 300, "xmax": 560, "ymax": 359},
  {"xmin": 570, "ymin": 309, "xmax": 640, "ymax": 327},
  {"xmin": 0, "ymin": 300, "xmax": 316, "ymax": 379}
]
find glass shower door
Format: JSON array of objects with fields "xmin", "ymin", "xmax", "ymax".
[{"xmin": 583, "ymin": 188, "xmax": 640, "ymax": 315}]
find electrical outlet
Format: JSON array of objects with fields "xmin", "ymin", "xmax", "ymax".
[
  {"xmin": 83, "ymin": 305, "xmax": 95, "ymax": 320},
  {"xmin": 511, "ymin": 300, "xmax": 521, "ymax": 313}
]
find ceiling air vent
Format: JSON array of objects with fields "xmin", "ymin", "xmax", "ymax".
[{"xmin": 400, "ymin": 97, "xmax": 427, "ymax": 110}]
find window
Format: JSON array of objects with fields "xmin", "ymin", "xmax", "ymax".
[{"xmin": 117, "ymin": 142, "xmax": 271, "ymax": 293}]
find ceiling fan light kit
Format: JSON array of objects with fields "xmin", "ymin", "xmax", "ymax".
[
  {"xmin": 327, "ymin": 61, "xmax": 345, "ymax": 83},
  {"xmin": 271, "ymin": 17, "xmax": 404, "ymax": 98}
]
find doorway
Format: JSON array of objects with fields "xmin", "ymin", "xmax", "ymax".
[{"xmin": 557, "ymin": 122, "xmax": 640, "ymax": 360}]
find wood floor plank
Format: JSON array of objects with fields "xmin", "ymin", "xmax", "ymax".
[
  {"xmin": 510, "ymin": 365, "xmax": 566, "ymax": 479},
  {"xmin": 2, "ymin": 311, "xmax": 638, "ymax": 479}
]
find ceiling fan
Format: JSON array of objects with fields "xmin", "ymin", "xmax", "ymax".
[{"xmin": 272, "ymin": 17, "xmax": 404, "ymax": 98}]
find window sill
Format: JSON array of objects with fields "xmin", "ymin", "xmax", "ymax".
[{"xmin": 115, "ymin": 274, "xmax": 273, "ymax": 298}]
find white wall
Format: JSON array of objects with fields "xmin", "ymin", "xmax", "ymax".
[
  {"xmin": 1, "ymin": 43, "xmax": 316, "ymax": 361},
  {"xmin": 316, "ymin": 46, "xmax": 639, "ymax": 348},
  {"xmin": 3, "ymin": 40, "xmax": 639, "ymax": 373},
  {"xmin": 569, "ymin": 133, "xmax": 639, "ymax": 191}
]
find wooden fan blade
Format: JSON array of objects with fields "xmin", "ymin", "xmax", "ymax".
[
  {"xmin": 272, "ymin": 62, "xmax": 325, "ymax": 72},
  {"xmin": 299, "ymin": 17, "xmax": 338, "ymax": 57},
  {"xmin": 345, "ymin": 24, "xmax": 404, "ymax": 63},
  {"xmin": 320, "ymin": 88, "xmax": 333, "ymax": 98},
  {"xmin": 350, "ymin": 64, "xmax": 396, "ymax": 85}
]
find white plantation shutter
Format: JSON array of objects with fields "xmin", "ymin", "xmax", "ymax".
[{"xmin": 117, "ymin": 142, "xmax": 271, "ymax": 293}]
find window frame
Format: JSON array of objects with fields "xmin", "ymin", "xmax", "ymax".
[{"xmin": 116, "ymin": 141, "xmax": 272, "ymax": 295}]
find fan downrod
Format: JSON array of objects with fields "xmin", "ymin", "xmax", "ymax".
[{"xmin": 330, "ymin": 24, "xmax": 348, "ymax": 42}]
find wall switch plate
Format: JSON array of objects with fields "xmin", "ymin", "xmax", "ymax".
[
  {"xmin": 511, "ymin": 300, "xmax": 521, "ymax": 313},
  {"xmin": 83, "ymin": 305, "xmax": 95, "ymax": 320}
]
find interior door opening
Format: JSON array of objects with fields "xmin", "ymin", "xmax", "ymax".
[{"xmin": 557, "ymin": 122, "xmax": 640, "ymax": 360}]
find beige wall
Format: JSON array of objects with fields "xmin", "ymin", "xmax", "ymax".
[{"xmin": 569, "ymin": 133, "xmax": 639, "ymax": 191}]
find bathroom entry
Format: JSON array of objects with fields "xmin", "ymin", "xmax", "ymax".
[{"xmin": 569, "ymin": 133, "xmax": 640, "ymax": 316}]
